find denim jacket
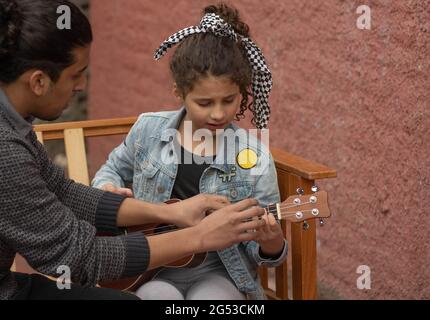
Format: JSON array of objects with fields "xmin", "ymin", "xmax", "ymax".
[{"xmin": 92, "ymin": 108, "xmax": 287, "ymax": 299}]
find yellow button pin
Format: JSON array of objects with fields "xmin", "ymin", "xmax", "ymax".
[{"xmin": 237, "ymin": 149, "xmax": 258, "ymax": 170}]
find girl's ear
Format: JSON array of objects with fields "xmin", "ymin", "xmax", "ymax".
[
  {"xmin": 28, "ymin": 71, "xmax": 52, "ymax": 97},
  {"xmin": 173, "ymin": 83, "xmax": 183, "ymax": 101}
]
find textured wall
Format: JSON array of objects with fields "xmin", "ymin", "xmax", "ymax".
[{"xmin": 89, "ymin": 0, "xmax": 430, "ymax": 299}]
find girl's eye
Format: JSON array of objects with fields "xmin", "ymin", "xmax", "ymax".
[
  {"xmin": 197, "ymin": 102, "xmax": 211, "ymax": 107},
  {"xmin": 224, "ymin": 99, "xmax": 234, "ymax": 104}
]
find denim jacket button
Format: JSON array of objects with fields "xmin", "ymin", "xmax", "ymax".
[
  {"xmin": 157, "ymin": 186, "xmax": 165, "ymax": 194},
  {"xmin": 230, "ymin": 188, "xmax": 238, "ymax": 198}
]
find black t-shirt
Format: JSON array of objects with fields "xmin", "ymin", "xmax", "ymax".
[{"xmin": 170, "ymin": 144, "xmax": 216, "ymax": 200}]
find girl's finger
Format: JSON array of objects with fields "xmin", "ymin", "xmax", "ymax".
[
  {"xmin": 102, "ymin": 184, "xmax": 115, "ymax": 192},
  {"xmin": 118, "ymin": 188, "xmax": 133, "ymax": 197},
  {"xmin": 267, "ymin": 213, "xmax": 277, "ymax": 227}
]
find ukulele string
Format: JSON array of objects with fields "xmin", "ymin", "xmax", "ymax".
[{"xmin": 133, "ymin": 200, "xmax": 317, "ymax": 235}]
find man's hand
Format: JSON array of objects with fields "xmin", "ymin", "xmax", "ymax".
[
  {"xmin": 145, "ymin": 198, "xmax": 266, "ymax": 270},
  {"xmin": 255, "ymin": 210, "xmax": 285, "ymax": 257},
  {"xmin": 102, "ymin": 183, "xmax": 133, "ymax": 198},
  {"xmin": 193, "ymin": 199, "xmax": 267, "ymax": 252},
  {"xmin": 115, "ymin": 193, "xmax": 228, "ymax": 228},
  {"xmin": 168, "ymin": 194, "xmax": 230, "ymax": 228}
]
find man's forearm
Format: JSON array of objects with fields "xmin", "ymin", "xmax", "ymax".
[
  {"xmin": 116, "ymin": 198, "xmax": 168, "ymax": 227},
  {"xmin": 144, "ymin": 200, "xmax": 267, "ymax": 270},
  {"xmin": 145, "ymin": 226, "xmax": 202, "ymax": 270}
]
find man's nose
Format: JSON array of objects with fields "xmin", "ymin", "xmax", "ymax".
[{"xmin": 74, "ymin": 75, "xmax": 88, "ymax": 92}]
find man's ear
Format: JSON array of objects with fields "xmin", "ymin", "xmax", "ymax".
[{"xmin": 28, "ymin": 71, "xmax": 52, "ymax": 97}]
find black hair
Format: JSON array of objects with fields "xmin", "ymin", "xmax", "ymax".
[
  {"xmin": 170, "ymin": 3, "xmax": 255, "ymax": 124},
  {"xmin": 0, "ymin": 0, "xmax": 92, "ymax": 84}
]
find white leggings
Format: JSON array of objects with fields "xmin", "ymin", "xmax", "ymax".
[{"xmin": 135, "ymin": 273, "xmax": 246, "ymax": 300}]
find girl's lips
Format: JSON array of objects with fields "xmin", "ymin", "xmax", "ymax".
[{"xmin": 206, "ymin": 123, "xmax": 227, "ymax": 130}]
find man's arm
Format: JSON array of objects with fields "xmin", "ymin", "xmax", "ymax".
[
  {"xmin": 1, "ymin": 138, "xmax": 266, "ymax": 284},
  {"xmin": 145, "ymin": 199, "xmax": 267, "ymax": 270},
  {"xmin": 33, "ymin": 136, "xmax": 124, "ymax": 233},
  {"xmin": 33, "ymin": 132, "xmax": 216, "ymax": 233},
  {"xmin": 116, "ymin": 193, "xmax": 230, "ymax": 228},
  {"xmin": 0, "ymin": 139, "xmax": 148, "ymax": 284}
]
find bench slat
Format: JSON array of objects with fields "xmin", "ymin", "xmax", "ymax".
[
  {"xmin": 272, "ymin": 147, "xmax": 337, "ymax": 180},
  {"xmin": 35, "ymin": 131, "xmax": 44, "ymax": 144},
  {"xmin": 289, "ymin": 175, "xmax": 318, "ymax": 300},
  {"xmin": 64, "ymin": 128, "xmax": 90, "ymax": 186},
  {"xmin": 34, "ymin": 117, "xmax": 137, "ymax": 141}
]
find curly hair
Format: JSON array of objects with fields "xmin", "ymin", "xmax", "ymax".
[{"xmin": 170, "ymin": 3, "xmax": 257, "ymax": 126}]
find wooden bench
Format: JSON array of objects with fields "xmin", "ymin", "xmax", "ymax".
[{"xmin": 13, "ymin": 117, "xmax": 336, "ymax": 300}]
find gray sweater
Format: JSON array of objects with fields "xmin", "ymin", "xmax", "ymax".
[{"xmin": 0, "ymin": 89, "xmax": 150, "ymax": 300}]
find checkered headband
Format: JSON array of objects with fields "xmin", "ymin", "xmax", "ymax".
[{"xmin": 154, "ymin": 13, "xmax": 272, "ymax": 129}]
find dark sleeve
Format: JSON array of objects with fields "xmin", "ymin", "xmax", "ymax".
[
  {"xmin": 34, "ymin": 137, "xmax": 125, "ymax": 233},
  {"xmin": 0, "ymin": 138, "xmax": 149, "ymax": 285}
]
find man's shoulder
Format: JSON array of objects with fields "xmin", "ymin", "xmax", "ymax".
[
  {"xmin": 0, "ymin": 122, "xmax": 33, "ymax": 156},
  {"xmin": 0, "ymin": 124, "xmax": 19, "ymax": 143}
]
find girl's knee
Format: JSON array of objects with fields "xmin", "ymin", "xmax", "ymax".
[
  {"xmin": 135, "ymin": 280, "xmax": 184, "ymax": 300},
  {"xmin": 186, "ymin": 275, "xmax": 245, "ymax": 300}
]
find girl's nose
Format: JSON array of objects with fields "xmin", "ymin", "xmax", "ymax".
[{"xmin": 210, "ymin": 105, "xmax": 226, "ymax": 122}]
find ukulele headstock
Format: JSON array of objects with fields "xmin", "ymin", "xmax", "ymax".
[{"xmin": 279, "ymin": 189, "xmax": 331, "ymax": 224}]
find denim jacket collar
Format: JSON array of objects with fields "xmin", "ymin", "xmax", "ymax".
[
  {"xmin": 158, "ymin": 107, "xmax": 187, "ymax": 142},
  {"xmin": 154, "ymin": 106, "xmax": 236, "ymax": 174}
]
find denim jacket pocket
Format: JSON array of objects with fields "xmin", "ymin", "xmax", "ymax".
[
  {"xmin": 133, "ymin": 149, "xmax": 161, "ymax": 201},
  {"xmin": 140, "ymin": 159, "xmax": 159, "ymax": 178},
  {"xmin": 214, "ymin": 181, "xmax": 254, "ymax": 203}
]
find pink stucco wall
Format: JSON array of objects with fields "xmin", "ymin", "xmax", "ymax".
[{"xmin": 88, "ymin": 0, "xmax": 430, "ymax": 299}]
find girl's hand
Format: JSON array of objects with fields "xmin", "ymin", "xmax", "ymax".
[
  {"xmin": 255, "ymin": 210, "xmax": 285, "ymax": 257},
  {"xmin": 101, "ymin": 183, "xmax": 134, "ymax": 198}
]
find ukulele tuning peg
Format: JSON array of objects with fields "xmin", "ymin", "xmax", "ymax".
[
  {"xmin": 311, "ymin": 185, "xmax": 319, "ymax": 193},
  {"xmin": 319, "ymin": 218, "xmax": 325, "ymax": 227},
  {"xmin": 303, "ymin": 220, "xmax": 310, "ymax": 231},
  {"xmin": 296, "ymin": 188, "xmax": 305, "ymax": 195}
]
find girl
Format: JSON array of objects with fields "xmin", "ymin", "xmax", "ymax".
[{"xmin": 92, "ymin": 3, "xmax": 287, "ymax": 300}]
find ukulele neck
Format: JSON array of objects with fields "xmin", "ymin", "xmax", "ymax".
[{"xmin": 265, "ymin": 203, "xmax": 282, "ymax": 222}]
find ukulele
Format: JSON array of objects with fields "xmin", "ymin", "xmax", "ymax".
[{"xmin": 99, "ymin": 189, "xmax": 331, "ymax": 292}]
